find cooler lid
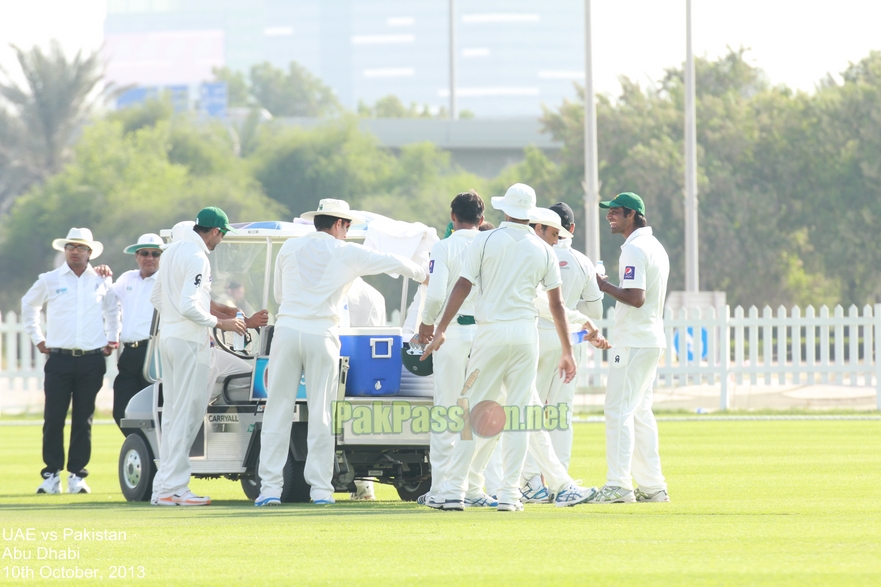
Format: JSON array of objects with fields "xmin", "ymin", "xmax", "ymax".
[{"xmin": 338, "ymin": 327, "xmax": 402, "ymax": 337}]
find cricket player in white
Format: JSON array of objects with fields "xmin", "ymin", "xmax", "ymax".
[
  {"xmin": 521, "ymin": 204, "xmax": 605, "ymax": 500},
  {"xmin": 588, "ymin": 192, "xmax": 671, "ymax": 504},
  {"xmin": 423, "ymin": 184, "xmax": 600, "ymax": 511},
  {"xmin": 256, "ymin": 199, "xmax": 425, "ymax": 506},
  {"xmin": 416, "ymin": 190, "xmax": 494, "ymax": 508},
  {"xmin": 151, "ymin": 207, "xmax": 245, "ymax": 506}
]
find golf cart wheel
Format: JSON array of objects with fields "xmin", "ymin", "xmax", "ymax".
[
  {"xmin": 249, "ymin": 451, "xmax": 311, "ymax": 504},
  {"xmin": 119, "ymin": 434, "xmax": 156, "ymax": 502},
  {"xmin": 241, "ymin": 476, "xmax": 261, "ymax": 501},
  {"xmin": 395, "ymin": 478, "xmax": 431, "ymax": 502},
  {"xmin": 281, "ymin": 457, "xmax": 311, "ymax": 504}
]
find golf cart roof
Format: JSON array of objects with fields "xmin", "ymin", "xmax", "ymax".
[{"xmin": 159, "ymin": 213, "xmax": 385, "ymax": 244}]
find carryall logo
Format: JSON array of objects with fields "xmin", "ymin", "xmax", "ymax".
[{"xmin": 208, "ymin": 413, "xmax": 240, "ymax": 433}]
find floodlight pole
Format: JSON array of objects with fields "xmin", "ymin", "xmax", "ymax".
[
  {"xmin": 583, "ymin": 0, "xmax": 600, "ymax": 263},
  {"xmin": 450, "ymin": 0, "xmax": 457, "ymax": 119},
  {"xmin": 684, "ymin": 0, "xmax": 699, "ymax": 291}
]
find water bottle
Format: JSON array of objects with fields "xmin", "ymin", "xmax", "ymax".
[
  {"xmin": 233, "ymin": 310, "xmax": 245, "ymax": 351},
  {"xmin": 570, "ymin": 329, "xmax": 589, "ymax": 345},
  {"xmin": 595, "ymin": 260, "xmax": 605, "ymax": 278}
]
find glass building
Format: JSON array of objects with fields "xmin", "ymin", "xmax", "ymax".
[{"xmin": 104, "ymin": 0, "xmax": 586, "ymax": 118}]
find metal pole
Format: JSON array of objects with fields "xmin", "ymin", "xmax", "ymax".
[
  {"xmin": 450, "ymin": 0, "xmax": 457, "ymax": 119},
  {"xmin": 684, "ymin": 0, "xmax": 699, "ymax": 291},
  {"xmin": 583, "ymin": 0, "xmax": 600, "ymax": 263}
]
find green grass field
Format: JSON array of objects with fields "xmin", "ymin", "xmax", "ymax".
[{"xmin": 1, "ymin": 420, "xmax": 880, "ymax": 586}]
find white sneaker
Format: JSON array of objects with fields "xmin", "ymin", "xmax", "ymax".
[
  {"xmin": 313, "ymin": 496, "xmax": 336, "ymax": 505},
  {"xmin": 150, "ymin": 492, "xmax": 158, "ymax": 505},
  {"xmin": 36, "ymin": 472, "xmax": 61, "ymax": 494},
  {"xmin": 520, "ymin": 475, "xmax": 551, "ymax": 504},
  {"xmin": 497, "ymin": 501, "xmax": 524, "ymax": 512},
  {"xmin": 254, "ymin": 494, "xmax": 282, "ymax": 507},
  {"xmin": 464, "ymin": 493, "xmax": 498, "ymax": 508},
  {"xmin": 585, "ymin": 484, "xmax": 636, "ymax": 504},
  {"xmin": 554, "ymin": 483, "xmax": 597, "ymax": 507},
  {"xmin": 67, "ymin": 474, "xmax": 91, "ymax": 494},
  {"xmin": 635, "ymin": 488, "xmax": 670, "ymax": 502},
  {"xmin": 157, "ymin": 490, "xmax": 211, "ymax": 506}
]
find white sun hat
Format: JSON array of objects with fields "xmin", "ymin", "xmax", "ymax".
[
  {"xmin": 491, "ymin": 183, "xmax": 539, "ymax": 221},
  {"xmin": 123, "ymin": 233, "xmax": 164, "ymax": 254},
  {"xmin": 300, "ymin": 198, "xmax": 363, "ymax": 222},
  {"xmin": 160, "ymin": 221, "xmax": 195, "ymax": 250},
  {"xmin": 52, "ymin": 227, "xmax": 104, "ymax": 259},
  {"xmin": 529, "ymin": 208, "xmax": 574, "ymax": 239}
]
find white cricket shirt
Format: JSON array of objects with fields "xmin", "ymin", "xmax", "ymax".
[
  {"xmin": 111, "ymin": 269, "xmax": 156, "ymax": 343},
  {"xmin": 150, "ymin": 229, "xmax": 217, "ymax": 343},
  {"xmin": 536, "ymin": 239, "xmax": 604, "ymax": 331},
  {"xmin": 274, "ymin": 231, "xmax": 426, "ymax": 335},
  {"xmin": 460, "ymin": 222, "xmax": 561, "ymax": 324},
  {"xmin": 613, "ymin": 227, "xmax": 669, "ymax": 348},
  {"xmin": 421, "ymin": 228, "xmax": 479, "ymax": 325},
  {"xmin": 21, "ymin": 263, "xmax": 119, "ymax": 349}
]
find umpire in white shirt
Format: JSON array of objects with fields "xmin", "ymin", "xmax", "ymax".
[
  {"xmin": 256, "ymin": 199, "xmax": 426, "ymax": 506},
  {"xmin": 110, "ymin": 233, "xmax": 163, "ymax": 432},
  {"xmin": 22, "ymin": 228, "xmax": 120, "ymax": 495},
  {"xmin": 150, "ymin": 207, "xmax": 245, "ymax": 506},
  {"xmin": 423, "ymin": 184, "xmax": 599, "ymax": 511},
  {"xmin": 588, "ymin": 192, "xmax": 671, "ymax": 504}
]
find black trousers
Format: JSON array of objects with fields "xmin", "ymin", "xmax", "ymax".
[
  {"xmin": 112, "ymin": 345, "xmax": 149, "ymax": 432},
  {"xmin": 42, "ymin": 353, "xmax": 106, "ymax": 478}
]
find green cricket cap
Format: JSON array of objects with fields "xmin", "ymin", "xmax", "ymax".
[
  {"xmin": 599, "ymin": 192, "xmax": 645, "ymax": 215},
  {"xmin": 195, "ymin": 206, "xmax": 236, "ymax": 233}
]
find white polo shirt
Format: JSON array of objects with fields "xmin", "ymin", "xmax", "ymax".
[
  {"xmin": 111, "ymin": 269, "xmax": 156, "ymax": 343},
  {"xmin": 150, "ymin": 229, "xmax": 217, "ymax": 343},
  {"xmin": 460, "ymin": 222, "xmax": 561, "ymax": 324},
  {"xmin": 421, "ymin": 228, "xmax": 479, "ymax": 325},
  {"xmin": 21, "ymin": 263, "xmax": 119, "ymax": 350},
  {"xmin": 613, "ymin": 227, "xmax": 669, "ymax": 348},
  {"xmin": 536, "ymin": 239, "xmax": 604, "ymax": 331},
  {"xmin": 274, "ymin": 231, "xmax": 426, "ymax": 335}
]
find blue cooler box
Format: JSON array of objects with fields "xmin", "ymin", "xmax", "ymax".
[
  {"xmin": 250, "ymin": 356, "xmax": 307, "ymax": 401},
  {"xmin": 339, "ymin": 327, "xmax": 402, "ymax": 396}
]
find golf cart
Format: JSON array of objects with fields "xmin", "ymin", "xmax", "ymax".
[{"xmin": 118, "ymin": 217, "xmax": 436, "ymax": 503}]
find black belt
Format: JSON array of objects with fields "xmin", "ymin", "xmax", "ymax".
[
  {"xmin": 48, "ymin": 348, "xmax": 103, "ymax": 357},
  {"xmin": 123, "ymin": 340, "xmax": 150, "ymax": 349},
  {"xmin": 456, "ymin": 315, "xmax": 476, "ymax": 325}
]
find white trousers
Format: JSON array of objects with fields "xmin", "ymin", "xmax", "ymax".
[
  {"xmin": 259, "ymin": 326, "xmax": 339, "ymax": 502},
  {"xmin": 207, "ymin": 348, "xmax": 251, "ymax": 401},
  {"xmin": 522, "ymin": 329, "xmax": 581, "ymax": 480},
  {"xmin": 429, "ymin": 323, "xmax": 485, "ymax": 497},
  {"xmin": 438, "ymin": 322, "xmax": 537, "ymax": 505},
  {"xmin": 153, "ymin": 336, "xmax": 211, "ymax": 496},
  {"xmin": 604, "ymin": 346, "xmax": 666, "ymax": 492}
]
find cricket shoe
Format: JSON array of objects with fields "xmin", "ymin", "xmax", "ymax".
[
  {"xmin": 254, "ymin": 494, "xmax": 282, "ymax": 507},
  {"xmin": 313, "ymin": 496, "xmax": 336, "ymax": 505},
  {"xmin": 157, "ymin": 490, "xmax": 211, "ymax": 506},
  {"xmin": 464, "ymin": 493, "xmax": 498, "ymax": 508},
  {"xmin": 520, "ymin": 476, "xmax": 551, "ymax": 504},
  {"xmin": 497, "ymin": 502, "xmax": 524, "ymax": 512},
  {"xmin": 36, "ymin": 471, "xmax": 61, "ymax": 494},
  {"xmin": 416, "ymin": 492, "xmax": 431, "ymax": 506},
  {"xmin": 442, "ymin": 499, "xmax": 465, "ymax": 511},
  {"xmin": 150, "ymin": 493, "xmax": 158, "ymax": 505},
  {"xmin": 635, "ymin": 488, "xmax": 670, "ymax": 503},
  {"xmin": 554, "ymin": 484, "xmax": 597, "ymax": 507},
  {"xmin": 585, "ymin": 485, "xmax": 636, "ymax": 504},
  {"xmin": 423, "ymin": 495, "xmax": 446, "ymax": 509},
  {"xmin": 67, "ymin": 474, "xmax": 91, "ymax": 494}
]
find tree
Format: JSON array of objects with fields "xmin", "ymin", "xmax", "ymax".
[
  {"xmin": 249, "ymin": 61, "xmax": 341, "ymax": 117},
  {"xmin": 210, "ymin": 66, "xmax": 250, "ymax": 108}
]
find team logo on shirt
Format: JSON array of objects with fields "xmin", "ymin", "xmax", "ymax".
[
  {"xmin": 194, "ymin": 274, "xmax": 202, "ymax": 286},
  {"xmin": 624, "ymin": 266, "xmax": 635, "ymax": 280},
  {"xmin": 559, "ymin": 261, "xmax": 568, "ymax": 267},
  {"xmin": 429, "ymin": 260, "xmax": 434, "ymax": 274}
]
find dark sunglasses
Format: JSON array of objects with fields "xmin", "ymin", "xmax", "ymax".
[
  {"xmin": 137, "ymin": 250, "xmax": 162, "ymax": 258},
  {"xmin": 64, "ymin": 244, "xmax": 91, "ymax": 253}
]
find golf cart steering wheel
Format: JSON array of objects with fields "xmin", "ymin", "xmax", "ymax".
[{"xmin": 212, "ymin": 326, "xmax": 257, "ymax": 360}]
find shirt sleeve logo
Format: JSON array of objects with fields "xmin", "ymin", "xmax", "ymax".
[
  {"xmin": 559, "ymin": 261, "xmax": 568, "ymax": 267},
  {"xmin": 429, "ymin": 260, "xmax": 434, "ymax": 274},
  {"xmin": 623, "ymin": 266, "xmax": 635, "ymax": 280},
  {"xmin": 194, "ymin": 274, "xmax": 202, "ymax": 286}
]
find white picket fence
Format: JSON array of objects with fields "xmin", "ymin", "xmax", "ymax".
[
  {"xmin": 2, "ymin": 305, "xmax": 881, "ymax": 411},
  {"xmin": 581, "ymin": 304, "xmax": 881, "ymax": 410}
]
